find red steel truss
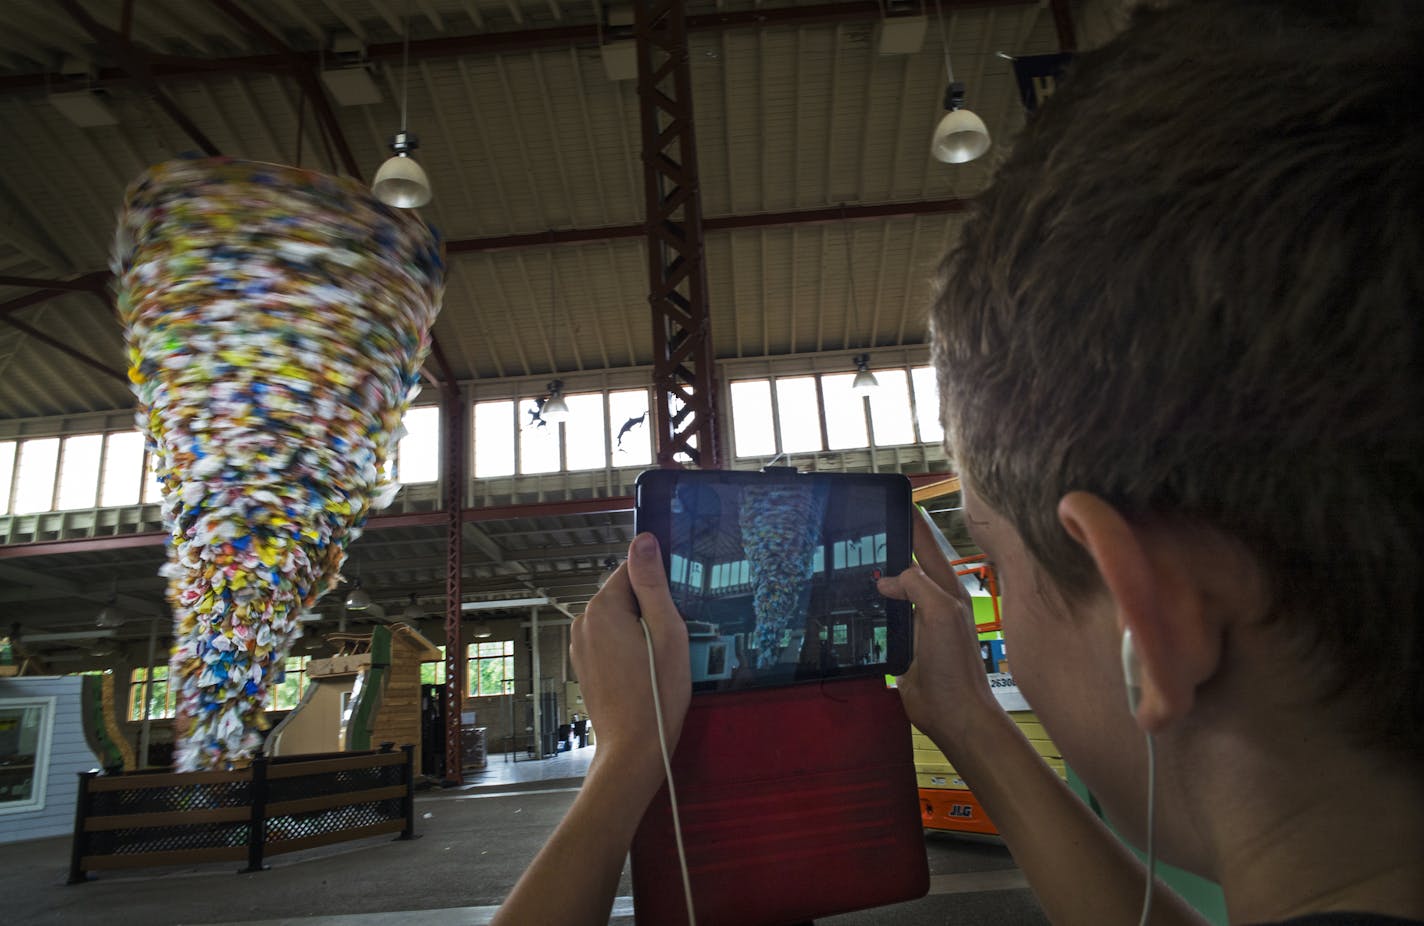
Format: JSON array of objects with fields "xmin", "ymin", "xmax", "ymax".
[{"xmin": 635, "ymin": 0, "xmax": 720, "ymax": 468}]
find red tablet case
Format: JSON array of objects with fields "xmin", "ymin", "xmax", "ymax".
[{"xmin": 630, "ymin": 675, "xmax": 930, "ymax": 926}]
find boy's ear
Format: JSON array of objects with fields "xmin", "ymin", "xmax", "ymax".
[{"xmin": 1056, "ymin": 492, "xmax": 1225, "ymax": 732}]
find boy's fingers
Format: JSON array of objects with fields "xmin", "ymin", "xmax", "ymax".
[
  {"xmin": 912, "ymin": 508, "xmax": 962, "ymax": 591},
  {"xmin": 624, "ymin": 533, "xmax": 685, "ymax": 645}
]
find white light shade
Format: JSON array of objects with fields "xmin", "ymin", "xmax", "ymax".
[
  {"xmin": 372, "ymin": 154, "xmax": 431, "ymax": 208},
  {"xmin": 95, "ymin": 605, "xmax": 125, "ymax": 628},
  {"xmin": 931, "ymin": 109, "xmax": 991, "ymax": 164},
  {"xmin": 852, "ymin": 368, "xmax": 880, "ymax": 394},
  {"xmin": 543, "ymin": 393, "xmax": 570, "ymax": 422},
  {"xmin": 471, "ymin": 621, "xmax": 493, "ymax": 639},
  {"xmin": 345, "ymin": 584, "xmax": 372, "ymax": 610}
]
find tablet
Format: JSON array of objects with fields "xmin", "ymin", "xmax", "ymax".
[{"xmin": 634, "ymin": 469, "xmax": 912, "ymax": 692}]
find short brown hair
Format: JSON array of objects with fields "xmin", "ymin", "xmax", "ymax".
[{"xmin": 931, "ymin": 0, "xmax": 1422, "ymax": 759}]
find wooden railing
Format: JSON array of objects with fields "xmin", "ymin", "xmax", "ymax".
[{"xmin": 68, "ymin": 744, "xmax": 415, "ymax": 883}]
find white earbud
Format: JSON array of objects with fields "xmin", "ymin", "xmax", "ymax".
[{"xmin": 1121, "ymin": 628, "xmax": 1143, "ymax": 714}]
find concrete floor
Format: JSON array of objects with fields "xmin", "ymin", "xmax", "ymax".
[{"xmin": 1, "ymin": 747, "xmax": 1047, "ymax": 925}]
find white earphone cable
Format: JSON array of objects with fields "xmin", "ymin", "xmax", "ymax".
[
  {"xmin": 641, "ymin": 619, "xmax": 696, "ymax": 926},
  {"xmin": 1138, "ymin": 731, "xmax": 1157, "ymax": 926}
]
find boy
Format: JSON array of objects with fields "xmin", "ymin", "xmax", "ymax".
[{"xmin": 494, "ymin": 2, "xmax": 1423, "ymax": 923}]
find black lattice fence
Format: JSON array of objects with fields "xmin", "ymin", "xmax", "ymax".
[{"xmin": 69, "ymin": 744, "xmax": 414, "ymax": 883}]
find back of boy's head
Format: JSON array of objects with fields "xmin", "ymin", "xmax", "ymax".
[{"xmin": 930, "ymin": 0, "xmax": 1422, "ymax": 760}]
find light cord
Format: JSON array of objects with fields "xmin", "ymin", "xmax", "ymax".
[
  {"xmin": 1138, "ymin": 732, "xmax": 1157, "ymax": 926},
  {"xmin": 641, "ymin": 619, "xmax": 696, "ymax": 926},
  {"xmin": 840, "ymin": 204, "xmax": 863, "ymax": 350},
  {"xmin": 399, "ymin": 0, "xmax": 411, "ymax": 132},
  {"xmin": 933, "ymin": 0, "xmax": 955, "ymax": 83}
]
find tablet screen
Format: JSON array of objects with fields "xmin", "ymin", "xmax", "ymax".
[{"xmin": 635, "ymin": 470, "xmax": 912, "ymax": 691}]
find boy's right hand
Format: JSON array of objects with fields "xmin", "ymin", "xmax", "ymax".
[{"xmin": 877, "ymin": 507, "xmax": 1000, "ymax": 756}]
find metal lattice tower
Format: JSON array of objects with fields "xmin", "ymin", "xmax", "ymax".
[{"xmin": 634, "ymin": 0, "xmax": 722, "ymax": 468}]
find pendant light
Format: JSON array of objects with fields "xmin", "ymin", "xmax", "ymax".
[
  {"xmin": 930, "ymin": 0, "xmax": 990, "ymax": 164},
  {"xmin": 402, "ymin": 592, "xmax": 424, "ymax": 622},
  {"xmin": 540, "ymin": 247, "xmax": 570, "ymax": 422},
  {"xmin": 372, "ymin": 3, "xmax": 432, "ymax": 208},
  {"xmin": 843, "ymin": 210, "xmax": 878, "ymax": 394},
  {"xmin": 852, "ymin": 354, "xmax": 879, "ymax": 395},
  {"xmin": 344, "ymin": 579, "xmax": 372, "ymax": 611},
  {"xmin": 344, "ymin": 557, "xmax": 372, "ymax": 610},
  {"xmin": 543, "ymin": 382, "xmax": 570, "ymax": 422}
]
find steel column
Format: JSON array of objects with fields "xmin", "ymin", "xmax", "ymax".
[
  {"xmin": 635, "ymin": 0, "xmax": 721, "ymax": 468},
  {"xmin": 440, "ymin": 378, "xmax": 465, "ymax": 785}
]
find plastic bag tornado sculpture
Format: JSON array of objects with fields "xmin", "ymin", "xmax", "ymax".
[
  {"xmin": 738, "ymin": 484, "xmax": 826, "ymax": 668},
  {"xmin": 113, "ymin": 158, "xmax": 445, "ymax": 771}
]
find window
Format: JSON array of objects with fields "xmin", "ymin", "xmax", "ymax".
[
  {"xmin": 563, "ymin": 393, "xmax": 607, "ymax": 471},
  {"xmin": 729, "ymin": 380, "xmax": 776, "ymax": 457},
  {"xmin": 865, "ymin": 370, "xmax": 916, "ymax": 446},
  {"xmin": 467, "ymin": 640, "xmax": 514, "ymax": 696},
  {"xmin": 820, "ymin": 374, "xmax": 870, "ymax": 450},
  {"xmin": 13, "ymin": 438, "xmax": 59, "ymax": 515},
  {"xmin": 518, "ymin": 398, "xmax": 561, "ymax": 474},
  {"xmin": 910, "ymin": 366, "xmax": 944, "ymax": 444},
  {"xmin": 774, "ymin": 377, "xmax": 823, "ymax": 453},
  {"xmin": 727, "ymin": 364, "xmax": 943, "ymax": 459},
  {"xmin": 608, "ymin": 389, "xmax": 652, "ymax": 466},
  {"xmin": 420, "ymin": 646, "xmax": 447, "ymax": 685},
  {"xmin": 142, "ymin": 449, "xmax": 164, "ymax": 504},
  {"xmin": 100, "ymin": 432, "xmax": 145, "ymax": 507},
  {"xmin": 128, "ymin": 666, "xmax": 177, "ymax": 721},
  {"xmin": 0, "ymin": 441, "xmax": 14, "ymax": 516},
  {"xmin": 56, "ymin": 433, "xmax": 103, "ymax": 510},
  {"xmin": 475, "ymin": 388, "xmax": 653, "ymax": 477},
  {"xmin": 269, "ymin": 656, "xmax": 312, "ymax": 711},
  {"xmin": 474, "ymin": 400, "xmax": 516, "ymax": 477},
  {"xmin": 0, "ymin": 697, "xmax": 55, "ymax": 815},
  {"xmin": 396, "ymin": 406, "xmax": 441, "ymax": 484}
]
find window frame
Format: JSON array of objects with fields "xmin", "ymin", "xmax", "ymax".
[{"xmin": 0, "ymin": 696, "xmax": 56, "ymax": 816}]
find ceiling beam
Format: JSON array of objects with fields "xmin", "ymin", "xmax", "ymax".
[
  {"xmin": 0, "ymin": 0, "xmax": 1036, "ymax": 93},
  {"xmin": 447, "ymin": 198, "xmax": 969, "ymax": 254},
  {"xmin": 0, "ymin": 275, "xmax": 107, "ymax": 292},
  {"xmin": 0, "ymin": 199, "xmax": 968, "ymax": 315},
  {"xmin": 0, "ymin": 315, "xmax": 128, "ymax": 383}
]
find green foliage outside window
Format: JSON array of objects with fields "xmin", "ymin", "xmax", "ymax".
[
  {"xmin": 420, "ymin": 646, "xmax": 447, "ymax": 685},
  {"xmin": 128, "ymin": 666, "xmax": 176, "ymax": 720},
  {"xmin": 467, "ymin": 640, "xmax": 514, "ymax": 696},
  {"xmin": 270, "ymin": 656, "xmax": 311, "ymax": 711}
]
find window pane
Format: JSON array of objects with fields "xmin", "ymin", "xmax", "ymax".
[
  {"xmin": 608, "ymin": 389, "xmax": 652, "ymax": 466},
  {"xmin": 519, "ymin": 398, "xmax": 561, "ymax": 474},
  {"xmin": 0, "ymin": 441, "xmax": 15, "ymax": 516},
  {"xmin": 474, "ymin": 401, "xmax": 515, "ymax": 478},
  {"xmin": 563, "ymin": 393, "xmax": 607, "ymax": 471},
  {"xmin": 774, "ymin": 377, "xmax": 823, "ymax": 453},
  {"xmin": 13, "ymin": 438, "xmax": 59, "ymax": 514},
  {"xmin": 867, "ymin": 369, "xmax": 916, "ymax": 446},
  {"xmin": 397, "ymin": 405, "xmax": 440, "ymax": 484},
  {"xmin": 143, "ymin": 449, "xmax": 164, "ymax": 504},
  {"xmin": 55, "ymin": 434, "xmax": 102, "ymax": 510},
  {"xmin": 100, "ymin": 432, "xmax": 144, "ymax": 507},
  {"xmin": 730, "ymin": 380, "xmax": 775, "ymax": 457},
  {"xmin": 820, "ymin": 374, "xmax": 870, "ymax": 450},
  {"xmin": 911, "ymin": 366, "xmax": 944, "ymax": 444}
]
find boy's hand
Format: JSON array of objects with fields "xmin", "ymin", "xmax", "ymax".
[
  {"xmin": 877, "ymin": 508, "xmax": 999, "ymax": 754},
  {"xmin": 572, "ymin": 533, "xmax": 691, "ymax": 784}
]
